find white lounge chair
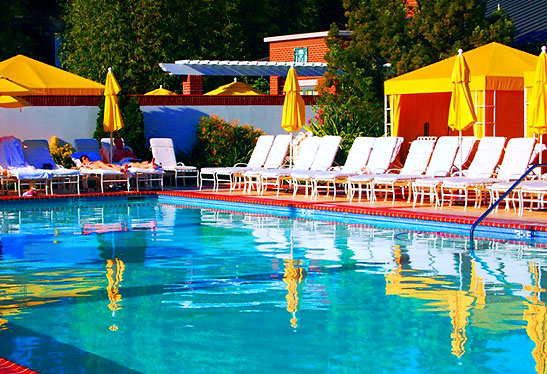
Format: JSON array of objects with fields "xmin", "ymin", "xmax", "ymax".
[
  {"xmin": 23, "ymin": 139, "xmax": 80, "ymax": 194},
  {"xmin": 411, "ymin": 137, "xmax": 474, "ymax": 207},
  {"xmin": 480, "ymin": 138, "xmax": 536, "ymax": 213},
  {"xmin": 149, "ymin": 138, "xmax": 197, "ymax": 188},
  {"xmin": 438, "ymin": 137, "xmax": 507, "ymax": 210},
  {"xmin": 73, "ymin": 138, "xmax": 130, "ymax": 193},
  {"xmin": 199, "ymin": 134, "xmax": 275, "ymax": 191},
  {"xmin": 0, "ymin": 136, "xmax": 51, "ymax": 195},
  {"xmin": 311, "ymin": 137, "xmax": 376, "ymax": 199},
  {"xmin": 249, "ymin": 136, "xmax": 322, "ymax": 196},
  {"xmin": 372, "ymin": 137, "xmax": 438, "ymax": 204},
  {"xmin": 290, "ymin": 136, "xmax": 342, "ymax": 197},
  {"xmin": 241, "ymin": 134, "xmax": 292, "ymax": 193},
  {"xmin": 346, "ymin": 136, "xmax": 404, "ymax": 202}
]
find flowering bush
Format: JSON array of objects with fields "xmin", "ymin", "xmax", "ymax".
[
  {"xmin": 49, "ymin": 137, "xmax": 75, "ymax": 168},
  {"xmin": 290, "ymin": 131, "xmax": 314, "ymax": 164},
  {"xmin": 190, "ymin": 115, "xmax": 264, "ymax": 168}
]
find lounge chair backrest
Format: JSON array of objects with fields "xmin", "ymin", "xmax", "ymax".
[
  {"xmin": 424, "ymin": 136, "xmax": 460, "ymax": 177},
  {"xmin": 497, "ymin": 137, "xmax": 536, "ymax": 180},
  {"xmin": 293, "ymin": 136, "xmax": 322, "ymax": 170},
  {"xmin": 399, "ymin": 138, "xmax": 436, "ymax": 175},
  {"xmin": 465, "ymin": 137, "xmax": 506, "ymax": 178},
  {"xmin": 366, "ymin": 137, "xmax": 403, "ymax": 174},
  {"xmin": 263, "ymin": 134, "xmax": 291, "ymax": 169},
  {"xmin": 75, "ymin": 138, "xmax": 101, "ymax": 154},
  {"xmin": 453, "ymin": 137, "xmax": 476, "ymax": 171},
  {"xmin": 246, "ymin": 135, "xmax": 274, "ymax": 167},
  {"xmin": 309, "ymin": 136, "xmax": 341, "ymax": 171},
  {"xmin": 150, "ymin": 138, "xmax": 178, "ymax": 168},
  {"xmin": 342, "ymin": 137, "xmax": 376, "ymax": 171},
  {"xmin": 0, "ymin": 137, "xmax": 30, "ymax": 168},
  {"xmin": 23, "ymin": 139, "xmax": 50, "ymax": 150},
  {"xmin": 22, "ymin": 140, "xmax": 59, "ymax": 170}
]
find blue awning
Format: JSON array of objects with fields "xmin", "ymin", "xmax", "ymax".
[{"xmin": 159, "ymin": 60, "xmax": 328, "ymax": 76}]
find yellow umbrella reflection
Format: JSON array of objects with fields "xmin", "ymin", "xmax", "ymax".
[
  {"xmin": 448, "ymin": 49, "xmax": 479, "ymax": 154},
  {"xmin": 144, "ymin": 85, "xmax": 176, "ymax": 96},
  {"xmin": 103, "ymin": 67, "xmax": 124, "ymax": 162},
  {"xmin": 523, "ymin": 263, "xmax": 547, "ymax": 374},
  {"xmin": 281, "ymin": 67, "xmax": 306, "ymax": 167},
  {"xmin": 106, "ymin": 258, "xmax": 125, "ymax": 331},
  {"xmin": 283, "ymin": 258, "xmax": 305, "ymax": 328}
]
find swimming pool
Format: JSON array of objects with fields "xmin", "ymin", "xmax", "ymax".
[{"xmin": 0, "ymin": 196, "xmax": 546, "ymax": 373}]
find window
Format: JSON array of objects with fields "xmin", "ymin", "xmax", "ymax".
[{"xmin": 294, "ymin": 48, "xmax": 308, "ymax": 63}]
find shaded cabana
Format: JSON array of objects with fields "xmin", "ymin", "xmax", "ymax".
[{"xmin": 384, "ymin": 43, "xmax": 537, "ymax": 143}]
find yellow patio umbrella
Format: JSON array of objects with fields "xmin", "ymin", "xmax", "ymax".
[
  {"xmin": 0, "ymin": 95, "xmax": 30, "ymax": 109},
  {"xmin": 448, "ymin": 49, "xmax": 478, "ymax": 170},
  {"xmin": 0, "ymin": 76, "xmax": 32, "ymax": 96},
  {"xmin": 530, "ymin": 47, "xmax": 547, "ymax": 135},
  {"xmin": 144, "ymin": 85, "xmax": 176, "ymax": 96},
  {"xmin": 281, "ymin": 67, "xmax": 306, "ymax": 167},
  {"xmin": 204, "ymin": 79, "xmax": 263, "ymax": 95},
  {"xmin": 103, "ymin": 68, "xmax": 124, "ymax": 162}
]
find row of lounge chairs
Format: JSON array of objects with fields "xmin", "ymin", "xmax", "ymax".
[
  {"xmin": 0, "ymin": 136, "xmax": 198, "ymax": 195},
  {"xmin": 198, "ymin": 134, "xmax": 547, "ymax": 215}
]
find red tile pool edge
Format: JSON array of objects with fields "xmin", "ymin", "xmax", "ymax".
[
  {"xmin": 0, "ymin": 357, "xmax": 38, "ymax": 374},
  {"xmin": 0, "ymin": 190, "xmax": 546, "ymax": 233}
]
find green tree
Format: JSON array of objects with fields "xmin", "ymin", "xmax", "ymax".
[{"xmin": 312, "ymin": 0, "xmax": 515, "ymax": 148}]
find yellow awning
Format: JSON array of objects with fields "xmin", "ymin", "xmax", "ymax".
[
  {"xmin": 0, "ymin": 55, "xmax": 105, "ymax": 95},
  {"xmin": 385, "ymin": 43, "xmax": 537, "ymax": 95},
  {"xmin": 204, "ymin": 80, "xmax": 263, "ymax": 95},
  {"xmin": 0, "ymin": 95, "xmax": 30, "ymax": 108}
]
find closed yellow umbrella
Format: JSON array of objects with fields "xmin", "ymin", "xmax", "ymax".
[
  {"xmin": 281, "ymin": 67, "xmax": 305, "ymax": 132},
  {"xmin": 448, "ymin": 49, "xmax": 478, "ymax": 135},
  {"xmin": 530, "ymin": 46, "xmax": 547, "ymax": 137},
  {"xmin": 103, "ymin": 68, "xmax": 124, "ymax": 162},
  {"xmin": 145, "ymin": 85, "xmax": 176, "ymax": 96},
  {"xmin": 281, "ymin": 67, "xmax": 306, "ymax": 167}
]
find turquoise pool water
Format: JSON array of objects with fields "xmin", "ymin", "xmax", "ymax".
[{"xmin": 0, "ymin": 197, "xmax": 546, "ymax": 373}]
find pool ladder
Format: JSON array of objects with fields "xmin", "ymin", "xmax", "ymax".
[{"xmin": 470, "ymin": 163, "xmax": 547, "ymax": 248}]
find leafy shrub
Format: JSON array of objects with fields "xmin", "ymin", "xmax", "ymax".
[
  {"xmin": 49, "ymin": 136, "xmax": 75, "ymax": 168},
  {"xmin": 189, "ymin": 115, "xmax": 264, "ymax": 168}
]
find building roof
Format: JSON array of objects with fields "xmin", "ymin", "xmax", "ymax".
[
  {"xmin": 263, "ymin": 30, "xmax": 351, "ymax": 43},
  {"xmin": 159, "ymin": 60, "xmax": 328, "ymax": 76},
  {"xmin": 487, "ymin": 0, "xmax": 547, "ymax": 44}
]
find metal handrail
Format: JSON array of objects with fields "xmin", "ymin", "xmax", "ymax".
[{"xmin": 470, "ymin": 163, "xmax": 547, "ymax": 247}]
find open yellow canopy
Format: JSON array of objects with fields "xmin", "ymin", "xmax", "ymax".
[
  {"xmin": 385, "ymin": 43, "xmax": 537, "ymax": 95},
  {"xmin": 0, "ymin": 55, "xmax": 104, "ymax": 95},
  {"xmin": 145, "ymin": 85, "xmax": 176, "ymax": 95},
  {"xmin": 0, "ymin": 95, "xmax": 30, "ymax": 108},
  {"xmin": 205, "ymin": 80, "xmax": 263, "ymax": 95}
]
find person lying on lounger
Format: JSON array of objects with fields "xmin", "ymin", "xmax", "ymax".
[
  {"xmin": 112, "ymin": 137, "xmax": 158, "ymax": 169},
  {"xmin": 80, "ymin": 154, "xmax": 157, "ymax": 172},
  {"xmin": 79, "ymin": 154, "xmax": 128, "ymax": 172}
]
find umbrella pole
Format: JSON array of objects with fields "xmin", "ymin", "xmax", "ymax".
[
  {"xmin": 110, "ymin": 132, "xmax": 113, "ymax": 163},
  {"xmin": 459, "ymin": 131, "xmax": 463, "ymax": 175},
  {"xmin": 290, "ymin": 132, "xmax": 293, "ymax": 169}
]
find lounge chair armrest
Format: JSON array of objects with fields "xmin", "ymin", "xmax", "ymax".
[
  {"xmin": 176, "ymin": 162, "xmax": 187, "ymax": 167},
  {"xmin": 233, "ymin": 163, "xmax": 248, "ymax": 167},
  {"xmin": 386, "ymin": 168, "xmax": 401, "ymax": 174}
]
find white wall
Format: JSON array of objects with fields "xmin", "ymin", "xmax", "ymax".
[
  {"xmin": 0, "ymin": 104, "xmax": 314, "ymax": 154},
  {"xmin": 0, "ymin": 106, "xmax": 99, "ymax": 145}
]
